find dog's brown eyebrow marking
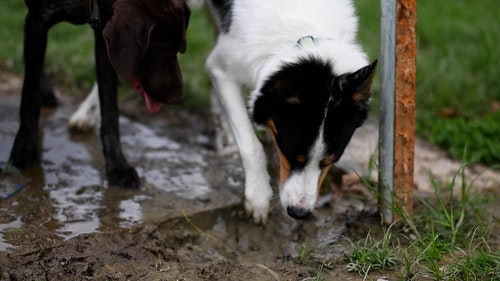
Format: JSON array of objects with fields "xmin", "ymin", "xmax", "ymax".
[
  {"xmin": 296, "ymin": 154, "xmax": 307, "ymax": 163},
  {"xmin": 321, "ymin": 155, "xmax": 335, "ymax": 167},
  {"xmin": 286, "ymin": 97, "xmax": 302, "ymax": 104}
]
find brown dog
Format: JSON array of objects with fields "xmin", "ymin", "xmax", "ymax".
[{"xmin": 9, "ymin": 0, "xmax": 190, "ymax": 188}]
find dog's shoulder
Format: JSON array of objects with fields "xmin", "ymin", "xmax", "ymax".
[{"xmin": 207, "ymin": 0, "xmax": 234, "ymax": 33}]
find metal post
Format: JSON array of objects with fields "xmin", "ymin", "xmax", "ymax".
[
  {"xmin": 379, "ymin": 0, "xmax": 396, "ymax": 224},
  {"xmin": 379, "ymin": 0, "xmax": 417, "ymax": 224}
]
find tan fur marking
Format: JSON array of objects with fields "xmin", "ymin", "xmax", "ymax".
[
  {"xmin": 266, "ymin": 119, "xmax": 278, "ymax": 135},
  {"xmin": 277, "ymin": 147, "xmax": 291, "ymax": 189},
  {"xmin": 266, "ymin": 119, "xmax": 289, "ymax": 188},
  {"xmin": 352, "ymin": 66, "xmax": 376, "ymax": 103},
  {"xmin": 317, "ymin": 165, "xmax": 332, "ymax": 196},
  {"xmin": 286, "ymin": 97, "xmax": 302, "ymax": 104},
  {"xmin": 296, "ymin": 154, "xmax": 307, "ymax": 163},
  {"xmin": 321, "ymin": 155, "xmax": 335, "ymax": 167}
]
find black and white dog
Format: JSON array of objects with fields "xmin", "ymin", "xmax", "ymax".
[{"xmin": 205, "ymin": 0, "xmax": 377, "ymax": 223}]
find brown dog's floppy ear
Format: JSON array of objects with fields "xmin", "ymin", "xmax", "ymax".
[
  {"xmin": 140, "ymin": 0, "xmax": 191, "ymax": 53},
  {"xmin": 103, "ymin": 0, "xmax": 155, "ymax": 85},
  {"xmin": 179, "ymin": 2, "xmax": 191, "ymax": 53}
]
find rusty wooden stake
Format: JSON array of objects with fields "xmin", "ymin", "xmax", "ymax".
[
  {"xmin": 379, "ymin": 0, "xmax": 417, "ymax": 223},
  {"xmin": 393, "ymin": 0, "xmax": 417, "ymax": 219}
]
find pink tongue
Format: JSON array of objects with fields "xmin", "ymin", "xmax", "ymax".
[
  {"xmin": 143, "ymin": 94, "xmax": 163, "ymax": 113},
  {"xmin": 131, "ymin": 76, "xmax": 163, "ymax": 113}
]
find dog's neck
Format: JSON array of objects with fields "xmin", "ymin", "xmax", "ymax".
[{"xmin": 295, "ymin": 36, "xmax": 335, "ymax": 48}]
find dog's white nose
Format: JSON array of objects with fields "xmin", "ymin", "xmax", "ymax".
[{"xmin": 286, "ymin": 206, "xmax": 312, "ymax": 220}]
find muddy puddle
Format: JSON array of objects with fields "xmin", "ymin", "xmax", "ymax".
[
  {"xmin": 2, "ymin": 71, "xmax": 500, "ymax": 280},
  {"xmin": 0, "ymin": 92, "xmax": 248, "ymax": 250},
  {"xmin": 0, "ymin": 82, "xmax": 387, "ymax": 280}
]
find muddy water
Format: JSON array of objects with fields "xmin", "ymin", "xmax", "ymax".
[
  {"xmin": 0, "ymin": 92, "xmax": 379, "ymax": 273},
  {"xmin": 0, "ymin": 94, "xmax": 247, "ymax": 252}
]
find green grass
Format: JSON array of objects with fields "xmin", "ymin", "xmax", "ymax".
[
  {"xmin": 414, "ymin": 0, "xmax": 500, "ymax": 167},
  {"xmin": 345, "ymin": 164, "xmax": 499, "ymax": 280},
  {"xmin": 345, "ymin": 228, "xmax": 400, "ymax": 278},
  {"xmin": 0, "ymin": 2, "xmax": 214, "ymax": 104},
  {"xmin": 1, "ymin": 0, "xmax": 499, "ymax": 165},
  {"xmin": 354, "ymin": 0, "xmax": 500, "ymax": 167},
  {"xmin": 0, "ymin": 1, "xmax": 95, "ymax": 93}
]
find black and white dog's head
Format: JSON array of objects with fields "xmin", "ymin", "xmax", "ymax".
[{"xmin": 251, "ymin": 51, "xmax": 377, "ymax": 219}]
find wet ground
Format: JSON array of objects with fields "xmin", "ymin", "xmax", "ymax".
[
  {"xmin": 0, "ymin": 72, "xmax": 499, "ymax": 280},
  {"xmin": 0, "ymin": 73, "xmax": 384, "ymax": 280}
]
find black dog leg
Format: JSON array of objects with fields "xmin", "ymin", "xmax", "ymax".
[
  {"xmin": 9, "ymin": 11, "xmax": 50, "ymax": 168},
  {"xmin": 40, "ymin": 70, "xmax": 58, "ymax": 107},
  {"xmin": 93, "ymin": 28, "xmax": 140, "ymax": 188}
]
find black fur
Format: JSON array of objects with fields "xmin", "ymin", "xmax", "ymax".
[
  {"xmin": 9, "ymin": 0, "xmax": 190, "ymax": 188},
  {"xmin": 252, "ymin": 58, "xmax": 376, "ymax": 172}
]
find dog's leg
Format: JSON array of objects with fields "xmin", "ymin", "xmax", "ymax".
[
  {"xmin": 207, "ymin": 54, "xmax": 273, "ymax": 224},
  {"xmin": 9, "ymin": 11, "xmax": 49, "ymax": 168},
  {"xmin": 210, "ymin": 89, "xmax": 237, "ymax": 154},
  {"xmin": 68, "ymin": 82, "xmax": 100, "ymax": 132},
  {"xmin": 40, "ymin": 70, "xmax": 58, "ymax": 107},
  {"xmin": 93, "ymin": 28, "xmax": 140, "ymax": 188}
]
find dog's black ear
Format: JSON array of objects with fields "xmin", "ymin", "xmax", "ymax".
[
  {"xmin": 252, "ymin": 77, "xmax": 297, "ymax": 125},
  {"xmin": 251, "ymin": 94, "xmax": 270, "ymax": 126},
  {"xmin": 338, "ymin": 60, "xmax": 378, "ymax": 103}
]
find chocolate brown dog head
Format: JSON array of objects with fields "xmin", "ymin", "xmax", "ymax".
[{"xmin": 103, "ymin": 0, "xmax": 190, "ymax": 112}]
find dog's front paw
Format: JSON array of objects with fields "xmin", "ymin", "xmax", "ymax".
[
  {"xmin": 244, "ymin": 196, "xmax": 270, "ymax": 224},
  {"xmin": 68, "ymin": 105, "xmax": 100, "ymax": 132},
  {"xmin": 244, "ymin": 178, "xmax": 273, "ymax": 224},
  {"xmin": 68, "ymin": 113, "xmax": 98, "ymax": 132},
  {"xmin": 68, "ymin": 84, "xmax": 100, "ymax": 132},
  {"xmin": 106, "ymin": 164, "xmax": 140, "ymax": 188}
]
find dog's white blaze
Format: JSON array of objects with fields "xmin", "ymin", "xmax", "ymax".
[{"xmin": 280, "ymin": 123, "xmax": 326, "ymax": 211}]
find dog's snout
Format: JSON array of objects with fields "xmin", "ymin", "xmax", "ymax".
[{"xmin": 286, "ymin": 206, "xmax": 312, "ymax": 220}]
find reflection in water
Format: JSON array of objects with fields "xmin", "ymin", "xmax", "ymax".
[{"xmin": 0, "ymin": 95, "xmax": 242, "ymax": 252}]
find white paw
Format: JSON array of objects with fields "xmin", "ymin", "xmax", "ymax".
[
  {"xmin": 244, "ymin": 175, "xmax": 273, "ymax": 224},
  {"xmin": 68, "ymin": 107, "xmax": 99, "ymax": 132},
  {"xmin": 68, "ymin": 83, "xmax": 100, "ymax": 132}
]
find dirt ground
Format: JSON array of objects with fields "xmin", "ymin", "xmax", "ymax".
[
  {"xmin": 0, "ymin": 72, "xmax": 393, "ymax": 281},
  {"xmin": 1, "ymin": 72, "xmax": 498, "ymax": 281},
  {"xmin": 0, "ymin": 204, "xmax": 384, "ymax": 281}
]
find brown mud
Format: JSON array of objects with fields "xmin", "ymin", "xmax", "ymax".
[
  {"xmin": 0, "ymin": 72, "xmax": 498, "ymax": 280},
  {"xmin": 0, "ymin": 73, "xmax": 388, "ymax": 280}
]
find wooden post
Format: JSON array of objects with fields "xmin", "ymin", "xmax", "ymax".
[
  {"xmin": 394, "ymin": 0, "xmax": 417, "ymax": 217},
  {"xmin": 379, "ymin": 0, "xmax": 416, "ymax": 223}
]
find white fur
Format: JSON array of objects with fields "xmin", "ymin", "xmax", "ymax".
[
  {"xmin": 68, "ymin": 82, "xmax": 100, "ymax": 132},
  {"xmin": 207, "ymin": 0, "xmax": 368, "ymax": 223},
  {"xmin": 280, "ymin": 122, "xmax": 327, "ymax": 212}
]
